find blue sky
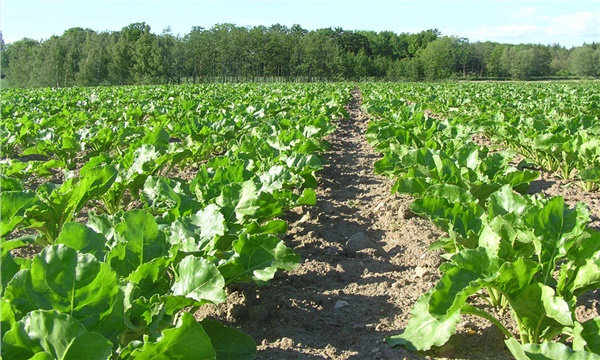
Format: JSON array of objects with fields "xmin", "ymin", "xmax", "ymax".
[{"xmin": 2, "ymin": 0, "xmax": 599, "ymax": 48}]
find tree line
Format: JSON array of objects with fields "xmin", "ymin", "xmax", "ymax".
[{"xmin": 1, "ymin": 22, "xmax": 599, "ymax": 88}]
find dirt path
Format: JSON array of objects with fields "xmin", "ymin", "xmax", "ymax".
[{"xmin": 198, "ymin": 88, "xmax": 515, "ymax": 359}]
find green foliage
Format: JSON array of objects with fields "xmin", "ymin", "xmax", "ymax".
[
  {"xmin": 4, "ymin": 22, "xmax": 594, "ymax": 87},
  {"xmin": 363, "ymin": 83, "xmax": 600, "ymax": 359},
  {"xmin": 1, "ymin": 83, "xmax": 350, "ymax": 359}
]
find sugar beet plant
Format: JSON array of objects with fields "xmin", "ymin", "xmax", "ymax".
[
  {"xmin": 383, "ymin": 82, "xmax": 600, "ymax": 191},
  {"xmin": 362, "ymin": 83, "xmax": 600, "ymax": 359},
  {"xmin": 0, "ymin": 83, "xmax": 351, "ymax": 359}
]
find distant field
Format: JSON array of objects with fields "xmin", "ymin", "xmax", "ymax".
[
  {"xmin": 2, "ymin": 82, "xmax": 600, "ymax": 359},
  {"xmin": 0, "ymin": 78, "xmax": 8, "ymax": 89}
]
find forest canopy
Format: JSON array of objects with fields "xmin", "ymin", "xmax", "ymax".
[{"xmin": 1, "ymin": 22, "xmax": 599, "ymax": 88}]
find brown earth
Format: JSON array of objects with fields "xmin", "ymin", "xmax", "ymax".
[{"xmin": 196, "ymin": 89, "xmax": 564, "ymax": 359}]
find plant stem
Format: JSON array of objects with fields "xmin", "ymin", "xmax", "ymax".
[{"xmin": 460, "ymin": 304, "xmax": 513, "ymax": 339}]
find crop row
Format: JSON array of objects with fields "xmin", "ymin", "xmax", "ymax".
[
  {"xmin": 1, "ymin": 84, "xmax": 351, "ymax": 359},
  {"xmin": 362, "ymin": 83, "xmax": 600, "ymax": 359},
  {"xmin": 366, "ymin": 82, "xmax": 600, "ymax": 191}
]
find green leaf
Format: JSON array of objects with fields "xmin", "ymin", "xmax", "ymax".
[
  {"xmin": 297, "ymin": 188, "xmax": 317, "ymax": 206},
  {"xmin": 423, "ymin": 183, "xmax": 478, "ymax": 205},
  {"xmin": 55, "ymin": 222, "xmax": 108, "ymax": 262},
  {"xmin": 3, "ymin": 245, "xmax": 120, "ymax": 333},
  {"xmin": 126, "ymin": 144, "xmax": 160, "ymax": 179},
  {"xmin": 127, "ymin": 313, "xmax": 215, "ymax": 360},
  {"xmin": 0, "ymin": 190, "xmax": 38, "ymax": 236},
  {"xmin": 522, "ymin": 198, "xmax": 590, "ymax": 284},
  {"xmin": 579, "ymin": 167, "xmax": 600, "ymax": 182},
  {"xmin": 200, "ymin": 319, "xmax": 257, "ymax": 360},
  {"xmin": 171, "ymin": 256, "xmax": 226, "ymax": 304},
  {"xmin": 127, "ymin": 256, "xmax": 173, "ymax": 300},
  {"xmin": 391, "ymin": 173, "xmax": 430, "ymax": 196},
  {"xmin": 141, "ymin": 176, "xmax": 202, "ymax": 220},
  {"xmin": 285, "ymin": 154, "xmax": 323, "ymax": 174},
  {"xmin": 386, "ymin": 292, "xmax": 461, "ymax": 351},
  {"xmin": 512, "ymin": 283, "xmax": 574, "ymax": 343},
  {"xmin": 410, "ymin": 195, "xmax": 483, "ymax": 247},
  {"xmin": 493, "ymin": 258, "xmax": 540, "ymax": 296},
  {"xmin": 1, "ymin": 248, "xmax": 21, "ymax": 296},
  {"xmin": 1, "ymin": 310, "xmax": 112, "ymax": 360},
  {"xmin": 487, "ymin": 185, "xmax": 531, "ymax": 219},
  {"xmin": 189, "ymin": 204, "xmax": 227, "ymax": 247},
  {"xmin": 576, "ymin": 317, "xmax": 600, "ymax": 354},
  {"xmin": 259, "ymin": 165, "xmax": 294, "ymax": 192},
  {"xmin": 66, "ymin": 164, "xmax": 119, "ymax": 220},
  {"xmin": 244, "ymin": 219, "xmax": 287, "ymax": 235},
  {"xmin": 167, "ymin": 205, "xmax": 227, "ymax": 253},
  {"xmin": 225, "ymin": 234, "xmax": 299, "ymax": 285},
  {"xmin": 429, "ymin": 248, "xmax": 499, "ymax": 317},
  {"xmin": 505, "ymin": 337, "xmax": 600, "ymax": 360},
  {"xmin": 107, "ymin": 210, "xmax": 170, "ymax": 277},
  {"xmin": 2, "ymin": 287, "xmax": 17, "ymax": 339}
]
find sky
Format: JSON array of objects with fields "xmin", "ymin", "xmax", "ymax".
[{"xmin": 1, "ymin": 0, "xmax": 599, "ymax": 48}]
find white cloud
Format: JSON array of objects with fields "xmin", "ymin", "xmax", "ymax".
[
  {"xmin": 468, "ymin": 11, "xmax": 599, "ymax": 43},
  {"xmin": 512, "ymin": 7, "xmax": 540, "ymax": 20},
  {"xmin": 545, "ymin": 12, "xmax": 600, "ymax": 37},
  {"xmin": 469, "ymin": 23, "xmax": 541, "ymax": 40}
]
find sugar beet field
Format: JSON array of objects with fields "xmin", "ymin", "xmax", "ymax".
[{"xmin": 2, "ymin": 82, "xmax": 600, "ymax": 360}]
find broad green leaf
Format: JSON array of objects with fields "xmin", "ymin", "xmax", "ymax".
[
  {"xmin": 127, "ymin": 313, "xmax": 215, "ymax": 360},
  {"xmin": 487, "ymin": 184, "xmax": 531, "ymax": 219},
  {"xmin": 454, "ymin": 144, "xmax": 482, "ymax": 170},
  {"xmin": 429, "ymin": 248, "xmax": 499, "ymax": 317},
  {"xmin": 217, "ymin": 181, "xmax": 283, "ymax": 224},
  {"xmin": 2, "ymin": 292, "xmax": 17, "ymax": 339},
  {"xmin": 579, "ymin": 167, "xmax": 600, "ymax": 182},
  {"xmin": 493, "ymin": 258, "xmax": 540, "ymax": 296},
  {"xmin": 429, "ymin": 266, "xmax": 485, "ymax": 317},
  {"xmin": 512, "ymin": 283, "xmax": 574, "ymax": 343},
  {"xmin": 233, "ymin": 181, "xmax": 260, "ymax": 222},
  {"xmin": 386, "ymin": 292, "xmax": 461, "ymax": 351},
  {"xmin": 220, "ymin": 233, "xmax": 299, "ymax": 285},
  {"xmin": 127, "ymin": 145, "xmax": 160, "ymax": 179},
  {"xmin": 126, "ymin": 256, "xmax": 173, "ymax": 301},
  {"xmin": 423, "ymin": 183, "xmax": 478, "ymax": 205},
  {"xmin": 0, "ymin": 174, "xmax": 24, "ymax": 191},
  {"xmin": 0, "ymin": 234, "xmax": 38, "ymax": 252},
  {"xmin": 167, "ymin": 205, "xmax": 227, "ymax": 253},
  {"xmin": 188, "ymin": 204, "xmax": 227, "ymax": 247},
  {"xmin": 1, "ymin": 248, "xmax": 21, "ymax": 296},
  {"xmin": 410, "ymin": 195, "xmax": 483, "ymax": 247},
  {"xmin": 574, "ymin": 317, "xmax": 600, "ymax": 354},
  {"xmin": 3, "ymin": 245, "xmax": 120, "ymax": 332},
  {"xmin": 505, "ymin": 337, "xmax": 600, "ymax": 360},
  {"xmin": 141, "ymin": 176, "xmax": 202, "ymax": 220},
  {"xmin": 55, "ymin": 222, "xmax": 108, "ymax": 262},
  {"xmin": 200, "ymin": 319, "xmax": 257, "ymax": 360},
  {"xmin": 391, "ymin": 173, "xmax": 430, "ymax": 196},
  {"xmin": 64, "ymin": 164, "xmax": 119, "ymax": 220},
  {"xmin": 501, "ymin": 169, "xmax": 539, "ymax": 194},
  {"xmin": 1, "ymin": 310, "xmax": 112, "ymax": 360},
  {"xmin": 285, "ymin": 154, "xmax": 323, "ymax": 174},
  {"xmin": 259, "ymin": 165, "xmax": 294, "ymax": 192},
  {"xmin": 171, "ymin": 255, "xmax": 226, "ymax": 304},
  {"xmin": 297, "ymin": 188, "xmax": 317, "ymax": 206},
  {"xmin": 244, "ymin": 219, "xmax": 287, "ymax": 235},
  {"xmin": 123, "ymin": 294, "xmax": 168, "ymax": 339},
  {"xmin": 522, "ymin": 198, "xmax": 590, "ymax": 283},
  {"xmin": 107, "ymin": 210, "xmax": 170, "ymax": 277},
  {"xmin": 0, "ymin": 190, "xmax": 38, "ymax": 236}
]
